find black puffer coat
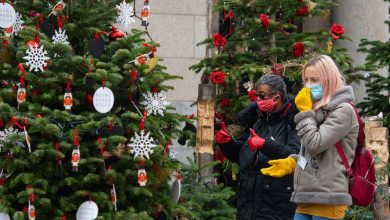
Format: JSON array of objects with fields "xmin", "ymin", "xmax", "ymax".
[{"xmin": 219, "ymin": 98, "xmax": 300, "ymax": 220}]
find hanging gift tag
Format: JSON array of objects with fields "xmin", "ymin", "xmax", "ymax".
[
  {"xmin": 17, "ymin": 84, "xmax": 26, "ymax": 104},
  {"xmin": 111, "ymin": 184, "xmax": 117, "ymax": 211},
  {"xmin": 48, "ymin": 0, "xmax": 66, "ymax": 17},
  {"xmin": 28, "ymin": 200, "xmax": 36, "ymax": 220},
  {"xmin": 0, "ymin": 3, "xmax": 16, "ymax": 28},
  {"xmin": 141, "ymin": 0, "xmax": 150, "ymax": 26},
  {"xmin": 0, "ymin": 169, "xmax": 11, "ymax": 186},
  {"xmin": 88, "ymin": 36, "xmax": 104, "ymax": 58},
  {"xmin": 76, "ymin": 201, "xmax": 99, "ymax": 220},
  {"xmin": 93, "ymin": 87, "xmax": 114, "ymax": 113},
  {"xmin": 64, "ymin": 88, "xmax": 73, "ymax": 110},
  {"xmin": 24, "ymin": 126, "xmax": 31, "ymax": 153},
  {"xmin": 130, "ymin": 53, "xmax": 153, "ymax": 66},
  {"xmin": 71, "ymin": 147, "xmax": 80, "ymax": 172}
]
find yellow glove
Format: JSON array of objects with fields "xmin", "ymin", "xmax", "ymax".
[
  {"xmin": 261, "ymin": 157, "xmax": 296, "ymax": 177},
  {"xmin": 295, "ymin": 87, "xmax": 312, "ymax": 112}
]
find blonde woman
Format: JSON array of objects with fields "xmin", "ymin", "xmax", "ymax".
[{"xmin": 261, "ymin": 55, "xmax": 358, "ymax": 220}]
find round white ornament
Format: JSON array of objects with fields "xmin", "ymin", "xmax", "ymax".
[
  {"xmin": 93, "ymin": 87, "xmax": 114, "ymax": 113},
  {"xmin": 76, "ymin": 201, "xmax": 99, "ymax": 220},
  {"xmin": 0, "ymin": 213, "xmax": 10, "ymax": 220},
  {"xmin": 171, "ymin": 179, "xmax": 181, "ymax": 204},
  {"xmin": 0, "ymin": 3, "xmax": 16, "ymax": 28}
]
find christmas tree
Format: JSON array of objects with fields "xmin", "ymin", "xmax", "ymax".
[
  {"xmin": 0, "ymin": 0, "xmax": 199, "ymax": 219},
  {"xmin": 190, "ymin": 0, "xmax": 360, "ymax": 184},
  {"xmin": 357, "ymin": 37, "xmax": 390, "ymax": 127}
]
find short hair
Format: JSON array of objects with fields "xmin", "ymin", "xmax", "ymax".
[{"xmin": 254, "ymin": 74, "xmax": 287, "ymax": 99}]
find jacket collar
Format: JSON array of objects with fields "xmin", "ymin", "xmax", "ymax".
[{"xmin": 322, "ymin": 86, "xmax": 355, "ymax": 111}]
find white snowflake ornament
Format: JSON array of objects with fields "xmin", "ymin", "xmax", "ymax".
[
  {"xmin": 23, "ymin": 45, "xmax": 50, "ymax": 72},
  {"xmin": 52, "ymin": 28, "xmax": 69, "ymax": 45},
  {"xmin": 11, "ymin": 12, "xmax": 24, "ymax": 36},
  {"xmin": 0, "ymin": 127, "xmax": 24, "ymax": 152},
  {"xmin": 116, "ymin": 0, "xmax": 135, "ymax": 31},
  {"xmin": 128, "ymin": 130, "xmax": 157, "ymax": 159},
  {"xmin": 143, "ymin": 91, "xmax": 170, "ymax": 116}
]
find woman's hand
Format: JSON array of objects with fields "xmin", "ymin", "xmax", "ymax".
[{"xmin": 295, "ymin": 88, "xmax": 312, "ymax": 112}]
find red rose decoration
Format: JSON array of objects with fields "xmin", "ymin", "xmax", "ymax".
[
  {"xmin": 259, "ymin": 14, "xmax": 270, "ymax": 29},
  {"xmin": 248, "ymin": 90, "xmax": 257, "ymax": 102},
  {"xmin": 295, "ymin": 5, "xmax": 309, "ymax": 16},
  {"xmin": 330, "ymin": 23, "xmax": 345, "ymax": 40},
  {"xmin": 292, "ymin": 42, "xmax": 304, "ymax": 57},
  {"xmin": 213, "ymin": 33, "xmax": 226, "ymax": 47},
  {"xmin": 219, "ymin": 98, "xmax": 232, "ymax": 108},
  {"xmin": 214, "ymin": 148, "xmax": 226, "ymax": 164},
  {"xmin": 271, "ymin": 63, "xmax": 284, "ymax": 75},
  {"xmin": 210, "ymin": 71, "xmax": 225, "ymax": 84}
]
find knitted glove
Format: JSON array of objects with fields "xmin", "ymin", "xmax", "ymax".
[
  {"xmin": 247, "ymin": 128, "xmax": 265, "ymax": 151},
  {"xmin": 215, "ymin": 122, "xmax": 232, "ymax": 144},
  {"xmin": 261, "ymin": 157, "xmax": 296, "ymax": 177},
  {"xmin": 295, "ymin": 88, "xmax": 312, "ymax": 112}
]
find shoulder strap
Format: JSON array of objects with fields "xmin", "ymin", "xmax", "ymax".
[{"xmin": 335, "ymin": 102, "xmax": 363, "ymax": 179}]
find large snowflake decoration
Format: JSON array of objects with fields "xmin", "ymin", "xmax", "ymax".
[
  {"xmin": 168, "ymin": 144, "xmax": 177, "ymax": 160},
  {"xmin": 116, "ymin": 0, "xmax": 135, "ymax": 30},
  {"xmin": 52, "ymin": 28, "xmax": 69, "ymax": 45},
  {"xmin": 128, "ymin": 130, "xmax": 157, "ymax": 159},
  {"xmin": 23, "ymin": 45, "xmax": 50, "ymax": 72},
  {"xmin": 12, "ymin": 12, "xmax": 25, "ymax": 36},
  {"xmin": 0, "ymin": 127, "xmax": 24, "ymax": 152},
  {"xmin": 143, "ymin": 91, "xmax": 171, "ymax": 116}
]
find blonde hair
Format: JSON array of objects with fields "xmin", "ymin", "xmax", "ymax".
[{"xmin": 302, "ymin": 55, "xmax": 345, "ymax": 110}]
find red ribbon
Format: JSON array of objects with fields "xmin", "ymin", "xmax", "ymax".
[
  {"xmin": 2, "ymin": 0, "xmax": 5, "ymax": 5},
  {"xmin": 18, "ymin": 63, "xmax": 25, "ymax": 75},
  {"xmin": 57, "ymin": 16, "xmax": 63, "ymax": 29},
  {"xmin": 26, "ymin": 186, "xmax": 35, "ymax": 202},
  {"xmin": 34, "ymin": 33, "xmax": 39, "ymax": 44},
  {"xmin": 97, "ymin": 137, "xmax": 104, "ymax": 155},
  {"xmin": 9, "ymin": 116, "xmax": 23, "ymax": 129},
  {"xmin": 73, "ymin": 129, "xmax": 79, "ymax": 147},
  {"xmin": 141, "ymin": 43, "xmax": 156, "ymax": 56},
  {"xmin": 228, "ymin": 10, "xmax": 234, "ymax": 35},
  {"xmin": 130, "ymin": 70, "xmax": 137, "ymax": 81},
  {"xmin": 55, "ymin": 143, "xmax": 61, "ymax": 162},
  {"xmin": 95, "ymin": 32, "xmax": 100, "ymax": 41},
  {"xmin": 139, "ymin": 112, "xmax": 148, "ymax": 130},
  {"xmin": 152, "ymin": 86, "xmax": 158, "ymax": 93},
  {"xmin": 66, "ymin": 79, "xmax": 71, "ymax": 89}
]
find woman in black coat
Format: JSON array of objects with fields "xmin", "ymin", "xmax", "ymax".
[{"xmin": 216, "ymin": 74, "xmax": 300, "ymax": 220}]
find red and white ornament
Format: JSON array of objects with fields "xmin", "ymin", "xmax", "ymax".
[
  {"xmin": 141, "ymin": 0, "xmax": 150, "ymax": 26},
  {"xmin": 111, "ymin": 184, "xmax": 117, "ymax": 211}
]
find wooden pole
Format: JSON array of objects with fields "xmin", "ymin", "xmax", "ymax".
[
  {"xmin": 365, "ymin": 121, "xmax": 390, "ymax": 220},
  {"xmin": 196, "ymin": 84, "xmax": 215, "ymax": 182}
]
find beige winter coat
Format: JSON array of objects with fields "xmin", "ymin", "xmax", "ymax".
[{"xmin": 291, "ymin": 86, "xmax": 358, "ymax": 205}]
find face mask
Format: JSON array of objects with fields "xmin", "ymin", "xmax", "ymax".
[
  {"xmin": 257, "ymin": 95, "xmax": 279, "ymax": 112},
  {"xmin": 307, "ymin": 83, "xmax": 323, "ymax": 101}
]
